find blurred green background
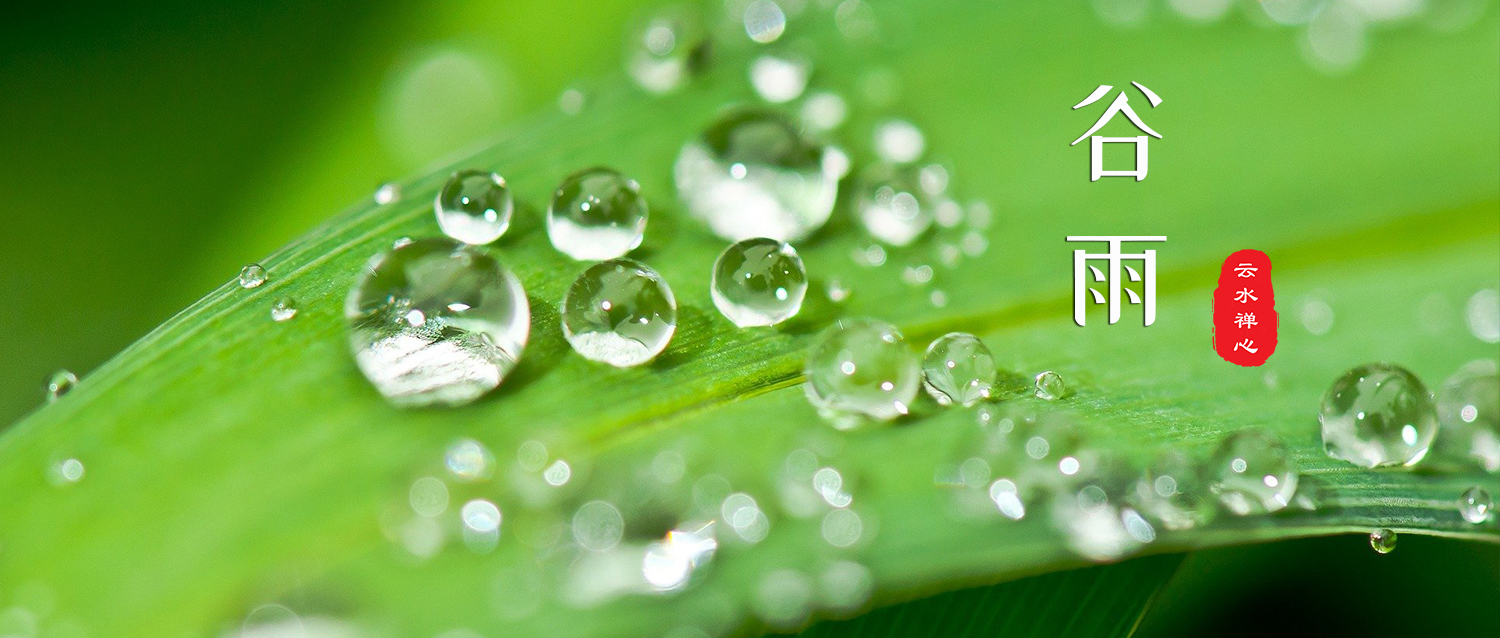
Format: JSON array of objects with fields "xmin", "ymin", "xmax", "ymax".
[{"xmin": 2, "ymin": 0, "xmax": 1496, "ymax": 634}]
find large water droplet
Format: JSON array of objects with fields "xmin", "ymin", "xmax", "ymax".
[
  {"xmin": 345, "ymin": 238, "xmax": 529, "ymax": 407},
  {"xmin": 1319, "ymin": 363, "xmax": 1438, "ymax": 468},
  {"xmin": 627, "ymin": 6, "xmax": 709, "ymax": 94},
  {"xmin": 711, "ymin": 237, "xmax": 808, "ymax": 327},
  {"xmin": 674, "ymin": 108, "xmax": 838, "ymax": 242},
  {"xmin": 856, "ymin": 164, "xmax": 935, "ymax": 246},
  {"xmin": 803, "ymin": 318, "xmax": 921, "ymax": 428},
  {"xmin": 1460, "ymin": 486, "xmax": 1492, "ymax": 524},
  {"xmin": 921, "ymin": 332, "xmax": 996, "ymax": 407},
  {"xmin": 547, "ymin": 167, "xmax": 649, "ymax": 261},
  {"xmin": 1435, "ymin": 360, "xmax": 1499, "ymax": 472},
  {"xmin": 435, "ymin": 170, "xmax": 513, "ymax": 245},
  {"xmin": 1206, "ymin": 430, "xmax": 1299, "ymax": 515},
  {"xmin": 1129, "ymin": 450, "xmax": 1215, "ymax": 531},
  {"xmin": 1369, "ymin": 528, "xmax": 1397, "ymax": 554},
  {"xmin": 45, "ymin": 370, "xmax": 77, "ymax": 403},
  {"xmin": 562, "ymin": 258, "xmax": 677, "ymax": 367},
  {"xmin": 1034, "ymin": 370, "xmax": 1067, "ymax": 401},
  {"xmin": 238, "ymin": 264, "xmax": 268, "ymax": 289}
]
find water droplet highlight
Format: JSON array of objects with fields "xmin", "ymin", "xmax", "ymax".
[
  {"xmin": 1467, "ymin": 288, "xmax": 1500, "ymax": 343},
  {"xmin": 872, "ymin": 118, "xmax": 925, "ymax": 165},
  {"xmin": 562, "ymin": 258, "xmax": 677, "ymax": 367},
  {"xmin": 374, "ymin": 182, "xmax": 401, "ymax": 205},
  {"xmin": 435, "ymin": 169, "xmax": 513, "ymax": 245},
  {"xmin": 743, "ymin": 0, "xmax": 788, "ymax": 43},
  {"xmin": 921, "ymin": 332, "xmax": 996, "ymax": 407},
  {"xmin": 711, "ymin": 238, "xmax": 808, "ymax": 327},
  {"xmin": 45, "ymin": 370, "xmax": 77, "ymax": 403},
  {"xmin": 804, "ymin": 318, "xmax": 921, "ymax": 428},
  {"xmin": 238, "ymin": 264, "xmax": 267, "ymax": 289},
  {"xmin": 444, "ymin": 438, "xmax": 493, "ymax": 482},
  {"xmin": 750, "ymin": 54, "xmax": 809, "ymax": 104},
  {"xmin": 674, "ymin": 109, "xmax": 838, "ymax": 242},
  {"xmin": 1319, "ymin": 363, "xmax": 1438, "ymax": 468},
  {"xmin": 345, "ymin": 238, "xmax": 530, "ymax": 408},
  {"xmin": 547, "ymin": 167, "xmax": 649, "ymax": 261},
  {"xmin": 1207, "ymin": 430, "xmax": 1299, "ymax": 515}
]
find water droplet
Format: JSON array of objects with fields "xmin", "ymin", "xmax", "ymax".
[
  {"xmin": 392, "ymin": 236, "xmax": 414, "ymax": 250},
  {"xmin": 346, "ymin": 238, "xmax": 529, "ymax": 407},
  {"xmin": 929, "ymin": 289, "xmax": 948, "ymax": 308},
  {"xmin": 834, "ymin": 0, "xmax": 878, "ymax": 40},
  {"xmin": 573, "ymin": 500, "xmax": 625, "ymax": 551},
  {"xmin": 628, "ymin": 6, "xmax": 709, "ymax": 93},
  {"xmin": 269, "ymin": 297, "xmax": 298, "ymax": 322},
  {"xmin": 643, "ymin": 522, "xmax": 718, "ymax": 591},
  {"xmin": 517, "ymin": 440, "xmax": 549, "ymax": 472},
  {"xmin": 49, "ymin": 458, "xmax": 85, "ymax": 485},
  {"xmin": 374, "ymin": 182, "xmax": 401, "ymax": 205},
  {"xmin": 922, "ymin": 332, "xmax": 996, "ymax": 407},
  {"xmin": 804, "ymin": 318, "xmax": 921, "ymax": 428},
  {"xmin": 238, "ymin": 264, "xmax": 268, "ymax": 289},
  {"xmin": 743, "ymin": 0, "xmax": 788, "ymax": 43},
  {"xmin": 1435, "ymin": 360, "xmax": 1499, "ymax": 472},
  {"xmin": 960, "ymin": 230, "xmax": 989, "ymax": 257},
  {"xmin": 674, "ymin": 108, "xmax": 838, "ymax": 241},
  {"xmin": 547, "ymin": 167, "xmax": 649, "ymax": 260},
  {"xmin": 1300, "ymin": 295, "xmax": 1335, "ymax": 335},
  {"xmin": 561, "ymin": 258, "xmax": 677, "ymax": 367},
  {"xmin": 818, "ymin": 561, "xmax": 874, "ymax": 614},
  {"xmin": 857, "ymin": 165, "xmax": 935, "ymax": 246},
  {"xmin": 821, "ymin": 508, "xmax": 864, "ymax": 547},
  {"xmin": 435, "ymin": 170, "xmax": 513, "ymax": 245},
  {"xmin": 1319, "ymin": 363, "xmax": 1438, "ymax": 468},
  {"xmin": 1460, "ymin": 486, "xmax": 1492, "ymax": 523},
  {"xmin": 1369, "ymin": 528, "xmax": 1396, "ymax": 554},
  {"xmin": 721, "ymin": 492, "xmax": 772, "ymax": 542},
  {"xmin": 901, "ymin": 263, "xmax": 933, "ymax": 286},
  {"xmin": 813, "ymin": 466, "xmax": 854, "ymax": 507},
  {"xmin": 1467, "ymin": 288, "xmax": 1500, "ymax": 343},
  {"xmin": 461, "ymin": 499, "xmax": 502, "ymax": 533},
  {"xmin": 558, "ymin": 86, "xmax": 587, "ymax": 115},
  {"xmin": 652, "ymin": 450, "xmax": 687, "ymax": 484},
  {"xmin": 1034, "ymin": 370, "xmax": 1067, "ymax": 401},
  {"xmin": 46, "ymin": 370, "xmax": 77, "ymax": 403},
  {"xmin": 1130, "ymin": 451, "xmax": 1215, "ymax": 531},
  {"xmin": 872, "ymin": 118, "xmax": 925, "ymax": 165},
  {"xmin": 753, "ymin": 569, "xmax": 813, "ymax": 629},
  {"xmin": 711, "ymin": 238, "xmax": 808, "ymax": 327},
  {"xmin": 543, "ymin": 459, "xmax": 572, "ymax": 486},
  {"xmin": 800, "ymin": 91, "xmax": 848, "ymax": 134},
  {"xmin": 988, "ymin": 478, "xmax": 1027, "ymax": 520},
  {"xmin": 821, "ymin": 144, "xmax": 852, "ymax": 179},
  {"xmin": 825, "ymin": 277, "xmax": 851, "ymax": 303},
  {"xmin": 444, "ymin": 438, "xmax": 493, "ymax": 481},
  {"xmin": 750, "ymin": 54, "xmax": 809, "ymax": 104},
  {"xmin": 1207, "ymin": 430, "xmax": 1299, "ymax": 515},
  {"xmin": 409, "ymin": 476, "xmax": 449, "ymax": 517}
]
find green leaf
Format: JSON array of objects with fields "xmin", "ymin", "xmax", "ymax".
[{"xmin": 1, "ymin": 1, "xmax": 1496, "ymax": 637}]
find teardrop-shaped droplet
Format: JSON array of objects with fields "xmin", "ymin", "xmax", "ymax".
[
  {"xmin": 1319, "ymin": 362, "xmax": 1438, "ymax": 468},
  {"xmin": 547, "ymin": 167, "xmax": 649, "ymax": 261},
  {"xmin": 674, "ymin": 109, "xmax": 838, "ymax": 242},
  {"xmin": 711, "ymin": 237, "xmax": 808, "ymax": 327},
  {"xmin": 345, "ymin": 238, "xmax": 529, "ymax": 407},
  {"xmin": 1369, "ymin": 528, "xmax": 1397, "ymax": 554},
  {"xmin": 561, "ymin": 258, "xmax": 677, "ymax": 367}
]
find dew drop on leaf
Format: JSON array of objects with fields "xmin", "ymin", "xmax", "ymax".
[{"xmin": 561, "ymin": 258, "xmax": 677, "ymax": 367}]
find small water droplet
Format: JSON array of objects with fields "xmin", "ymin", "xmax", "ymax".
[
  {"xmin": 820, "ymin": 508, "xmax": 864, "ymax": 547},
  {"xmin": 374, "ymin": 182, "xmax": 401, "ymax": 205},
  {"xmin": 46, "ymin": 370, "xmax": 77, "ymax": 403},
  {"xmin": 750, "ymin": 53, "xmax": 809, "ymax": 104},
  {"xmin": 345, "ymin": 238, "xmax": 529, "ymax": 407},
  {"xmin": 517, "ymin": 440, "xmax": 549, "ymax": 472},
  {"xmin": 857, "ymin": 165, "xmax": 935, "ymax": 246},
  {"xmin": 804, "ymin": 318, "xmax": 921, "ymax": 428},
  {"xmin": 270, "ymin": 297, "xmax": 298, "ymax": 322},
  {"xmin": 1369, "ymin": 528, "xmax": 1397, "ymax": 554},
  {"xmin": 922, "ymin": 332, "xmax": 996, "ymax": 407},
  {"xmin": 744, "ymin": 0, "xmax": 788, "ymax": 43},
  {"xmin": 818, "ymin": 561, "xmax": 873, "ymax": 614},
  {"xmin": 543, "ymin": 459, "xmax": 572, "ymax": 486},
  {"xmin": 1319, "ymin": 363, "xmax": 1437, "ymax": 468},
  {"xmin": 929, "ymin": 289, "xmax": 948, "ymax": 308},
  {"xmin": 392, "ymin": 236, "xmax": 414, "ymax": 250},
  {"xmin": 825, "ymin": 277, "xmax": 851, "ymax": 303},
  {"xmin": 461, "ymin": 499, "xmax": 502, "ymax": 533},
  {"xmin": 872, "ymin": 118, "xmax": 925, "ymax": 165},
  {"xmin": 573, "ymin": 500, "xmax": 625, "ymax": 551},
  {"xmin": 960, "ymin": 230, "xmax": 989, "ymax": 257},
  {"xmin": 1207, "ymin": 430, "xmax": 1299, "ymax": 515},
  {"xmin": 711, "ymin": 238, "xmax": 808, "ymax": 327},
  {"xmin": 409, "ymin": 476, "xmax": 449, "ymax": 517},
  {"xmin": 1300, "ymin": 2, "xmax": 1367, "ymax": 75},
  {"xmin": 562, "ymin": 258, "xmax": 677, "ymax": 367},
  {"xmin": 1435, "ymin": 360, "xmax": 1499, "ymax": 472},
  {"xmin": 1467, "ymin": 288, "xmax": 1500, "ymax": 343},
  {"xmin": 1300, "ymin": 294, "xmax": 1335, "ymax": 335},
  {"xmin": 444, "ymin": 438, "xmax": 493, "ymax": 482},
  {"xmin": 558, "ymin": 86, "xmax": 587, "ymax": 115},
  {"xmin": 1460, "ymin": 486, "xmax": 1492, "ymax": 524},
  {"xmin": 652, "ymin": 450, "xmax": 687, "ymax": 484},
  {"xmin": 753, "ymin": 569, "xmax": 813, "ymax": 629},
  {"xmin": 238, "ymin": 264, "xmax": 268, "ymax": 289},
  {"xmin": 49, "ymin": 458, "xmax": 85, "ymax": 485},
  {"xmin": 900, "ymin": 263, "xmax": 934, "ymax": 286},
  {"xmin": 675, "ymin": 109, "xmax": 837, "ymax": 241},
  {"xmin": 628, "ymin": 6, "xmax": 709, "ymax": 93},
  {"xmin": 1034, "ymin": 371, "xmax": 1067, "ymax": 401},
  {"xmin": 435, "ymin": 169, "xmax": 513, "ymax": 245},
  {"xmin": 721, "ymin": 492, "xmax": 771, "ymax": 542},
  {"xmin": 801, "ymin": 91, "xmax": 848, "ymax": 134},
  {"xmin": 547, "ymin": 167, "xmax": 649, "ymax": 261},
  {"xmin": 851, "ymin": 243, "xmax": 887, "ymax": 267}
]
